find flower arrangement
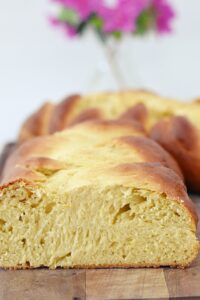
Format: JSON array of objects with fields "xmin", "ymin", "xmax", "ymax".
[
  {"xmin": 50, "ymin": 0, "xmax": 175, "ymax": 41},
  {"xmin": 50, "ymin": 0, "xmax": 175, "ymax": 89}
]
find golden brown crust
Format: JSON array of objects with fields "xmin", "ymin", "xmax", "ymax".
[
  {"xmin": 150, "ymin": 116, "xmax": 200, "ymax": 193},
  {"xmin": 4, "ymin": 255, "xmax": 199, "ymax": 270},
  {"xmin": 0, "ymin": 178, "xmax": 34, "ymax": 194},
  {"xmin": 1, "ymin": 156, "xmax": 65, "ymax": 184},
  {"xmin": 116, "ymin": 136, "xmax": 183, "ymax": 179},
  {"xmin": 75, "ymin": 118, "xmax": 145, "ymax": 134},
  {"xmin": 48, "ymin": 94, "xmax": 81, "ymax": 134},
  {"xmin": 17, "ymin": 91, "xmax": 154, "ymax": 144},
  {"xmin": 19, "ymin": 103, "xmax": 54, "ymax": 143},
  {"xmin": 1, "ymin": 120, "xmax": 144, "ymax": 185},
  {"xmin": 16, "ymin": 90, "xmax": 200, "ymax": 193},
  {"xmin": 1, "ymin": 135, "xmax": 65, "ymax": 184},
  {"xmin": 69, "ymin": 108, "xmax": 102, "ymax": 126},
  {"xmin": 120, "ymin": 103, "xmax": 148, "ymax": 129},
  {"xmin": 22, "ymin": 157, "xmax": 65, "ymax": 171},
  {"xmin": 0, "ymin": 143, "xmax": 16, "ymax": 182}
]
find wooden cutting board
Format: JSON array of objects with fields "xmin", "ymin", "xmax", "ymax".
[{"xmin": 0, "ymin": 144, "xmax": 200, "ymax": 300}]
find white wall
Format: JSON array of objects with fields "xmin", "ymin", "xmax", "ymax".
[{"xmin": 0, "ymin": 0, "xmax": 200, "ymax": 143}]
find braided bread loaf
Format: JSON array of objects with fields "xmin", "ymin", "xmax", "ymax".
[
  {"xmin": 0, "ymin": 119, "xmax": 198, "ymax": 269},
  {"xmin": 18, "ymin": 90, "xmax": 200, "ymax": 192}
]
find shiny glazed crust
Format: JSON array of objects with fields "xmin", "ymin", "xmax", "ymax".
[
  {"xmin": 18, "ymin": 90, "xmax": 200, "ymax": 142},
  {"xmin": 3, "ymin": 119, "xmax": 182, "ymax": 184},
  {"xmin": 19, "ymin": 103, "xmax": 54, "ymax": 143},
  {"xmin": 17, "ymin": 90, "xmax": 200, "ymax": 192},
  {"xmin": 150, "ymin": 116, "xmax": 200, "ymax": 192}
]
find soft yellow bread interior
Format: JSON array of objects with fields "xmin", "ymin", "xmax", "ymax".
[{"xmin": 0, "ymin": 165, "xmax": 198, "ymax": 269}]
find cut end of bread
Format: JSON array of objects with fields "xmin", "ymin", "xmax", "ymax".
[
  {"xmin": 2, "ymin": 118, "xmax": 199, "ymax": 269},
  {"xmin": 0, "ymin": 177, "xmax": 198, "ymax": 269}
]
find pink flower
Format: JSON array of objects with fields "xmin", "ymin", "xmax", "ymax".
[
  {"xmin": 50, "ymin": 0, "xmax": 175, "ymax": 38},
  {"xmin": 49, "ymin": 16, "xmax": 77, "ymax": 38},
  {"xmin": 49, "ymin": 16, "xmax": 61, "ymax": 27},
  {"xmin": 99, "ymin": 0, "xmax": 149, "ymax": 33},
  {"xmin": 152, "ymin": 0, "xmax": 175, "ymax": 33},
  {"xmin": 52, "ymin": 0, "xmax": 104, "ymax": 19},
  {"xmin": 63, "ymin": 24, "xmax": 77, "ymax": 37}
]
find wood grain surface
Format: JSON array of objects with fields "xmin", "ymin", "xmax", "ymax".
[{"xmin": 0, "ymin": 144, "xmax": 200, "ymax": 300}]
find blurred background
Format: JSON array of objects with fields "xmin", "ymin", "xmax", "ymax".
[{"xmin": 0, "ymin": 0, "xmax": 200, "ymax": 143}]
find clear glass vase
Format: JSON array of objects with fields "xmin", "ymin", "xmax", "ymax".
[{"xmin": 87, "ymin": 37, "xmax": 142, "ymax": 92}]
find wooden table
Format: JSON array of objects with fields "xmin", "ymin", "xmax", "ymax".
[{"xmin": 0, "ymin": 145, "xmax": 200, "ymax": 300}]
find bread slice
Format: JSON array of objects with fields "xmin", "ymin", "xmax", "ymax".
[
  {"xmin": 1, "ymin": 120, "xmax": 198, "ymax": 269},
  {"xmin": 0, "ymin": 164, "xmax": 198, "ymax": 269}
]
